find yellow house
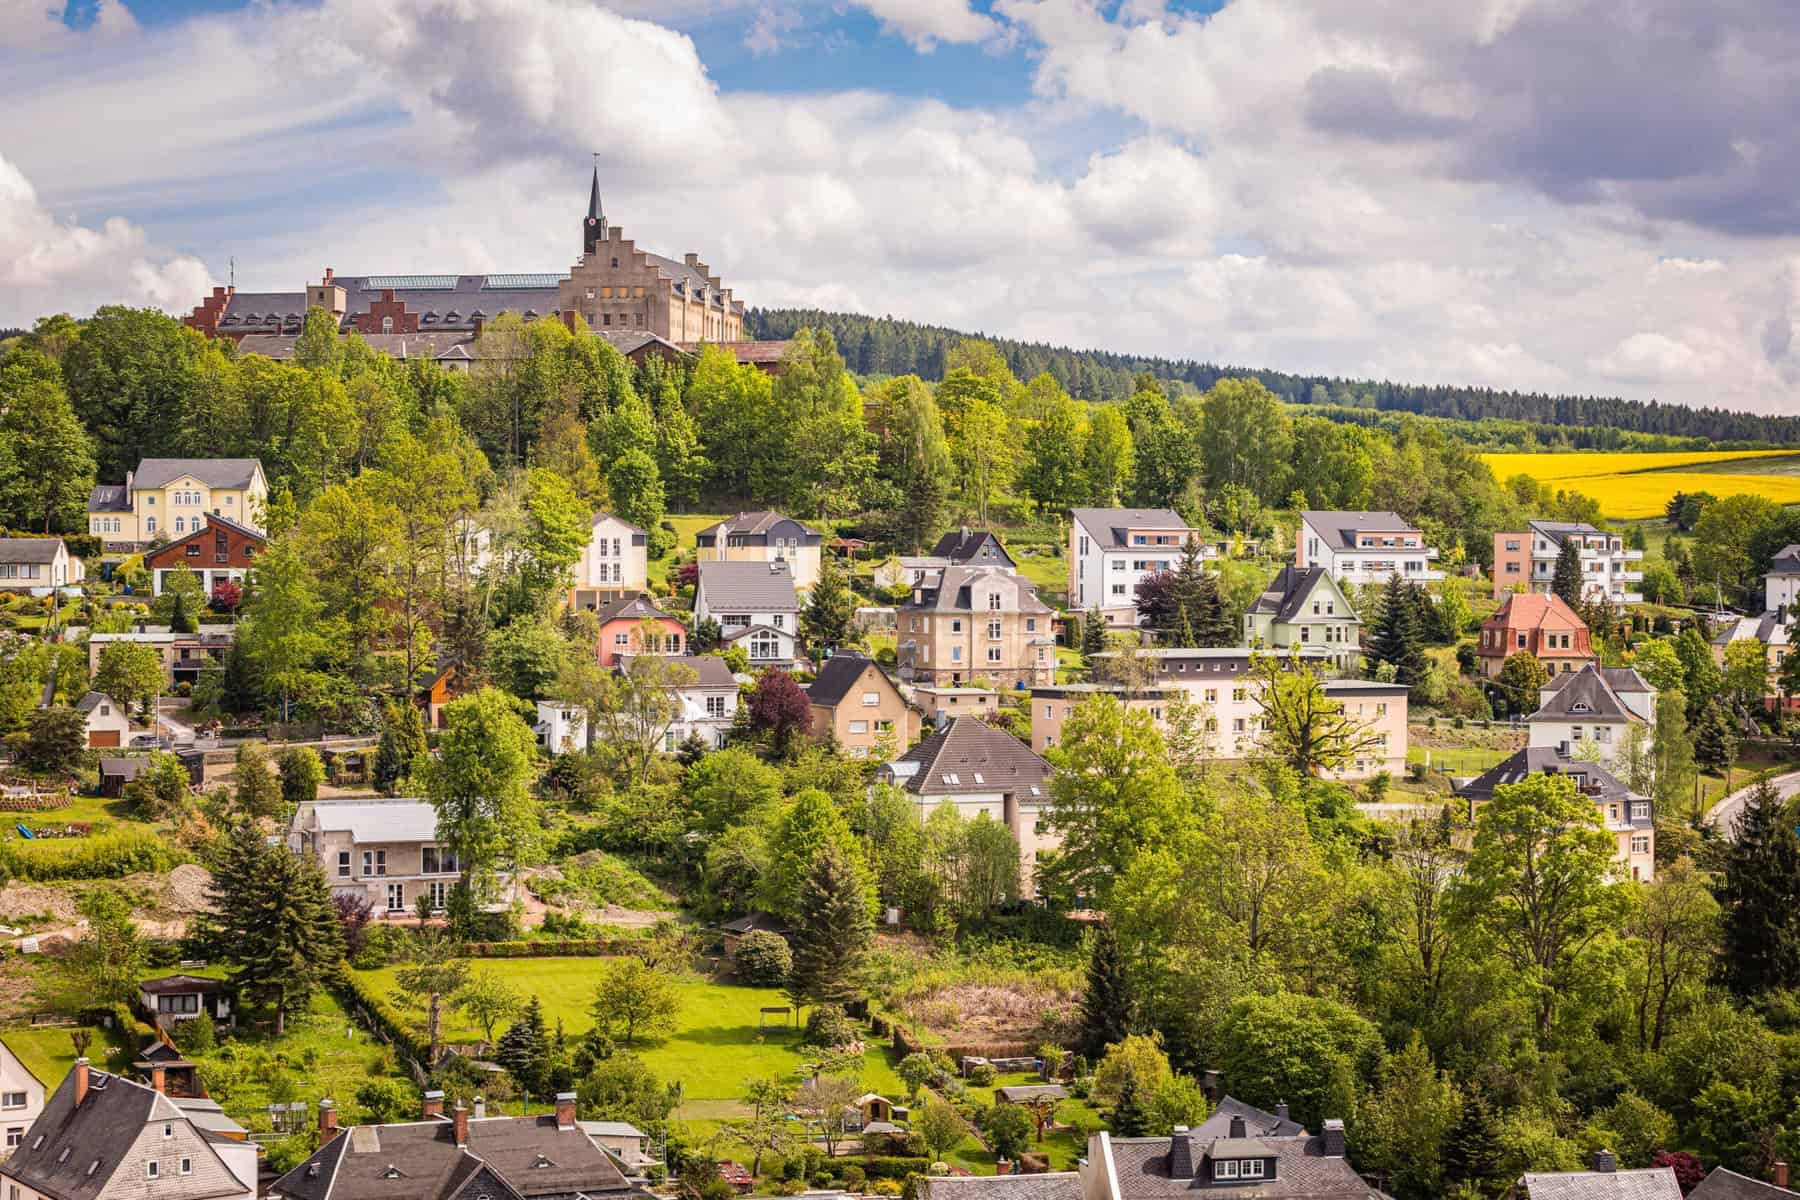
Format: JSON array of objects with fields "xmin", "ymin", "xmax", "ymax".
[{"xmin": 89, "ymin": 459, "xmax": 268, "ymax": 551}]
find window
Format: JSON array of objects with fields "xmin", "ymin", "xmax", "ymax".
[
  {"xmin": 862, "ymin": 691, "xmax": 880, "ymax": 707},
  {"xmin": 147, "ymin": 1162, "xmax": 159, "ymax": 1179},
  {"xmin": 749, "ymin": 632, "xmax": 781, "ymax": 660},
  {"xmin": 0, "ymin": 1092, "xmax": 25, "ymax": 1109},
  {"xmin": 157, "ymin": 994, "xmax": 199, "ymax": 1014},
  {"xmin": 772, "ymin": 614, "xmax": 785, "ymax": 630},
  {"xmin": 363, "ymin": 849, "xmax": 386, "ymax": 876},
  {"xmin": 849, "ymin": 720, "xmax": 869, "ymax": 735},
  {"xmin": 5, "ymin": 1127, "xmax": 21, "ymax": 1149},
  {"xmin": 987, "ymin": 647, "xmax": 1001, "ymax": 663},
  {"xmin": 146, "ymin": 517, "xmax": 156, "ymax": 533},
  {"xmin": 706, "ymin": 695, "xmax": 728, "ymax": 718},
  {"xmin": 427, "ymin": 880, "xmax": 448, "ymax": 910},
  {"xmin": 1631, "ymin": 835, "xmax": 1651, "ymax": 854},
  {"xmin": 987, "ymin": 620, "xmax": 1002, "ymax": 641},
  {"xmin": 180, "ymin": 1159, "xmax": 192, "ymax": 1176},
  {"xmin": 337, "ymin": 851, "xmax": 350, "ymax": 878},
  {"xmin": 1111, "ymin": 584, "xmax": 1126, "ymax": 597},
  {"xmin": 423, "ymin": 846, "xmax": 460, "ymax": 875},
  {"xmin": 951, "ymin": 619, "xmax": 963, "ymax": 634},
  {"xmin": 1216, "ymin": 1160, "xmax": 1238, "ymax": 1180},
  {"xmin": 1025, "ymin": 617, "xmax": 1037, "ymax": 633},
  {"xmin": 987, "ymin": 592, "xmax": 1001, "ymax": 611}
]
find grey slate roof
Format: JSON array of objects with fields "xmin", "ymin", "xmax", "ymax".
[
  {"xmin": 1527, "ymin": 663, "xmax": 1644, "ymax": 724},
  {"xmin": 1070, "ymin": 507, "xmax": 1192, "ymax": 549},
  {"xmin": 219, "ymin": 275, "xmax": 568, "ymax": 335},
  {"xmin": 74, "ymin": 691, "xmax": 108, "ymax": 713},
  {"xmin": 0, "ymin": 538, "xmax": 66, "ymax": 564},
  {"xmin": 929, "ymin": 529, "xmax": 1016, "ymax": 568},
  {"xmin": 1711, "ymin": 611, "xmax": 1791, "ymax": 649},
  {"xmin": 1454, "ymin": 748, "xmax": 1643, "ymax": 808},
  {"xmin": 653, "ymin": 655, "xmax": 737, "ymax": 688},
  {"xmin": 694, "ymin": 511, "xmax": 822, "ymax": 546},
  {"xmin": 905, "ymin": 565, "xmax": 1051, "ymax": 614},
  {"xmin": 1247, "ymin": 566, "xmax": 1355, "ymax": 623},
  {"xmin": 1191, "ymin": 1096, "xmax": 1307, "ymax": 1140},
  {"xmin": 1769, "ymin": 544, "xmax": 1800, "ymax": 575},
  {"xmin": 131, "ymin": 458, "xmax": 262, "ymax": 490},
  {"xmin": 1689, "ymin": 1166, "xmax": 1796, "ymax": 1199},
  {"xmin": 139, "ymin": 973, "xmax": 225, "ymax": 995},
  {"xmin": 87, "ymin": 483, "xmax": 130, "ymax": 512},
  {"xmin": 919, "ymin": 1175, "xmax": 1082, "ymax": 1200},
  {"xmin": 591, "ymin": 593, "xmax": 677, "ymax": 626},
  {"xmin": 697, "ymin": 560, "xmax": 800, "ymax": 612},
  {"xmin": 272, "ymin": 1114, "xmax": 635, "ymax": 1200},
  {"xmin": 884, "ymin": 716, "xmax": 1050, "ymax": 798},
  {"xmin": 807, "ymin": 653, "xmax": 893, "ymax": 707},
  {"xmin": 1529, "ymin": 519, "xmax": 1607, "ymax": 544},
  {"xmin": 1515, "ymin": 1168, "xmax": 1682, "ymax": 1199},
  {"xmin": 1300, "ymin": 510, "xmax": 1421, "ymax": 550},
  {"xmin": 99, "ymin": 757, "xmax": 152, "ymax": 781},
  {"xmin": 1110, "ymin": 1132, "xmax": 1386, "ymax": 1199}
]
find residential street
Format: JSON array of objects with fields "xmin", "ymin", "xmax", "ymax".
[{"xmin": 1708, "ymin": 769, "xmax": 1800, "ymax": 837}]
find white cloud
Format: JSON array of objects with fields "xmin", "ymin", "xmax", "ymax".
[
  {"xmin": 1591, "ymin": 333, "xmax": 1713, "ymax": 384},
  {"xmin": 0, "ymin": 153, "xmax": 208, "ymax": 325},
  {"xmin": 849, "ymin": 0, "xmax": 1003, "ymax": 52}
]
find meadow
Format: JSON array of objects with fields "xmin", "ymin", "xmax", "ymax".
[{"xmin": 1478, "ymin": 450, "xmax": 1800, "ymax": 517}]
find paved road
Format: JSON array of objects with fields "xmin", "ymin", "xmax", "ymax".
[{"xmin": 1707, "ymin": 769, "xmax": 1800, "ymax": 836}]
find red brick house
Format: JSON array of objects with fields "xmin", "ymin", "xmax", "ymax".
[
  {"xmin": 141, "ymin": 515, "xmax": 264, "ymax": 599},
  {"xmin": 1477, "ymin": 592, "xmax": 1596, "ymax": 679}
]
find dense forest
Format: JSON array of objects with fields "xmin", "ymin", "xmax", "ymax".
[{"xmin": 748, "ymin": 308, "xmax": 1800, "ymax": 447}]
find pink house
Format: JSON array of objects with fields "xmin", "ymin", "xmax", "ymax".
[{"xmin": 592, "ymin": 593, "xmax": 687, "ymax": 668}]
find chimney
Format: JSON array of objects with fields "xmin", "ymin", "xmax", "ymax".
[
  {"xmin": 1167, "ymin": 1131, "xmax": 1194, "ymax": 1180},
  {"xmin": 1322, "ymin": 1119, "xmax": 1345, "ymax": 1158},
  {"xmin": 995, "ymin": 1160, "xmax": 1012, "ymax": 1176},
  {"xmin": 453, "ymin": 1102, "xmax": 469, "ymax": 1148},
  {"xmin": 1275, "ymin": 1101, "xmax": 1289, "ymax": 1123},
  {"xmin": 1775, "ymin": 1161, "xmax": 1789, "ymax": 1188},
  {"xmin": 1200, "ymin": 1070, "xmax": 1220, "ymax": 1101},
  {"xmin": 555, "ymin": 1092, "xmax": 577, "ymax": 1131},
  {"xmin": 1592, "ymin": 1149, "xmax": 1616, "ymax": 1174},
  {"xmin": 473, "ymin": 1095, "xmax": 486, "ymax": 1119},
  {"xmin": 472, "ymin": 316, "xmax": 485, "ymax": 339},
  {"xmin": 319, "ymin": 1099, "xmax": 338, "ymax": 1143},
  {"xmin": 1228, "ymin": 1115, "xmax": 1246, "ymax": 1139},
  {"xmin": 685, "ymin": 252, "xmax": 700, "ymax": 267},
  {"xmin": 150, "ymin": 1064, "xmax": 166, "ymax": 1094},
  {"xmin": 423, "ymin": 1089, "xmax": 445, "ymax": 1119},
  {"xmin": 323, "ymin": 268, "xmax": 334, "ymax": 283},
  {"xmin": 74, "ymin": 1058, "xmax": 89, "ymax": 1106}
]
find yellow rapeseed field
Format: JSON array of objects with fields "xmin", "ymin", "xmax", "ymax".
[{"xmin": 1478, "ymin": 450, "xmax": 1800, "ymax": 518}]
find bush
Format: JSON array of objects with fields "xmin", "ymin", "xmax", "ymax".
[
  {"xmin": 967, "ymin": 1062, "xmax": 996, "ymax": 1086},
  {"xmin": 804, "ymin": 1003, "xmax": 858, "ymax": 1048},
  {"xmin": 733, "ymin": 930, "xmax": 792, "ymax": 986},
  {"xmin": 855, "ymin": 1157, "xmax": 931, "ymax": 1180},
  {"xmin": 355, "ymin": 1077, "xmax": 417, "ymax": 1124},
  {"xmin": 841, "ymin": 1166, "xmax": 867, "ymax": 1191},
  {"xmin": 0, "ymin": 827, "xmax": 180, "ymax": 881}
]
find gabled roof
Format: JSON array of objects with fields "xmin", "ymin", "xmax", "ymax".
[
  {"xmin": 1528, "ymin": 519, "xmax": 1608, "ymax": 545},
  {"xmin": 1527, "ymin": 663, "xmax": 1645, "ymax": 724},
  {"xmin": 1300, "ymin": 509, "xmax": 1421, "ymax": 550},
  {"xmin": 1069, "ymin": 508, "xmax": 1193, "ymax": 550},
  {"xmin": 132, "ymin": 458, "xmax": 263, "ymax": 490},
  {"xmin": 994, "ymin": 1084, "xmax": 1068, "ymax": 1102},
  {"xmin": 697, "ymin": 560, "xmax": 799, "ymax": 612},
  {"xmin": 694, "ymin": 511, "xmax": 821, "ymax": 544},
  {"xmin": 1768, "ymin": 544, "xmax": 1800, "ymax": 575},
  {"xmin": 1541, "ymin": 666, "xmax": 1653, "ymax": 694},
  {"xmin": 142, "ymin": 513, "xmax": 267, "ymax": 564},
  {"xmin": 919, "ymin": 1175, "xmax": 1082, "ymax": 1200},
  {"xmin": 807, "ymin": 653, "xmax": 894, "ymax": 707},
  {"xmin": 140, "ymin": 973, "xmax": 226, "ymax": 995},
  {"xmin": 929, "ymin": 529, "xmax": 1016, "ymax": 568},
  {"xmin": 588, "ymin": 510, "xmax": 648, "ymax": 536},
  {"xmin": 4, "ymin": 1067, "xmax": 213, "ymax": 1200},
  {"xmin": 1109, "ymin": 1130, "xmax": 1383, "ymax": 1199},
  {"xmin": 1190, "ymin": 1096, "xmax": 1308, "ymax": 1141},
  {"xmin": 74, "ymin": 691, "xmax": 109, "ymax": 714},
  {"xmin": 1690, "ymin": 1166, "xmax": 1796, "ymax": 1199},
  {"xmin": 1516, "ymin": 1167, "xmax": 1682, "ymax": 1199},
  {"xmin": 99, "ymin": 757, "xmax": 152, "ymax": 780},
  {"xmin": 1711, "ymin": 611, "xmax": 1792, "ymax": 649},
  {"xmin": 0, "ymin": 1034, "xmax": 47, "ymax": 1090},
  {"xmin": 717, "ymin": 911, "xmax": 788, "ymax": 935},
  {"xmin": 591, "ymin": 593, "xmax": 678, "ymax": 626},
  {"xmin": 1247, "ymin": 566, "xmax": 1355, "ymax": 623},
  {"xmin": 0, "ymin": 538, "xmax": 66, "ymax": 564},
  {"xmin": 1454, "ymin": 747, "xmax": 1642, "ymax": 806},
  {"xmin": 884, "ymin": 717, "xmax": 1049, "ymax": 798},
  {"xmin": 273, "ymin": 1113, "xmax": 634, "ymax": 1200},
  {"xmin": 628, "ymin": 654, "xmax": 736, "ymax": 688}
]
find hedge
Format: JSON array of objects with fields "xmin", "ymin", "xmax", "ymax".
[
  {"xmin": 853, "ymin": 1158, "xmax": 931, "ymax": 1180},
  {"xmin": 459, "ymin": 938, "xmax": 647, "ymax": 958},
  {"xmin": 0, "ymin": 827, "xmax": 180, "ymax": 880},
  {"xmin": 339, "ymin": 970, "xmax": 430, "ymax": 1065}
]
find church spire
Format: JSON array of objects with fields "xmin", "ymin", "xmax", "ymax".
[{"xmin": 584, "ymin": 158, "xmax": 607, "ymax": 255}]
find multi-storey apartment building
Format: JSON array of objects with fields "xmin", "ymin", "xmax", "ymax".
[
  {"xmin": 1296, "ymin": 510, "xmax": 1443, "ymax": 584},
  {"xmin": 1476, "ymin": 592, "xmax": 1596, "ymax": 679},
  {"xmin": 694, "ymin": 512, "xmax": 823, "ymax": 589},
  {"xmin": 1490, "ymin": 520, "xmax": 1644, "ymax": 604},
  {"xmin": 1068, "ymin": 508, "xmax": 1210, "ymax": 625},
  {"xmin": 1243, "ymin": 566, "xmax": 1362, "ymax": 673},
  {"xmin": 896, "ymin": 566, "xmax": 1054, "ymax": 688},
  {"xmin": 87, "ymin": 459, "xmax": 268, "ymax": 553},
  {"xmin": 1456, "ymin": 747, "xmax": 1656, "ymax": 881},
  {"xmin": 568, "ymin": 513, "xmax": 649, "ymax": 611},
  {"xmin": 1031, "ymin": 649, "xmax": 1407, "ymax": 780},
  {"xmin": 287, "ymin": 798, "xmax": 514, "ymax": 918}
]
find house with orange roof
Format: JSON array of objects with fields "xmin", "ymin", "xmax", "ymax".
[{"xmin": 1476, "ymin": 592, "xmax": 1595, "ymax": 679}]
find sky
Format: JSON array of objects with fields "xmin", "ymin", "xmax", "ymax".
[{"xmin": 4, "ymin": 0, "xmax": 1800, "ymax": 413}]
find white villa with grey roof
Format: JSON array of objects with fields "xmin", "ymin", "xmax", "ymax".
[
  {"xmin": 1068, "ymin": 507, "xmax": 1210, "ymax": 626},
  {"xmin": 1296, "ymin": 510, "xmax": 1442, "ymax": 584},
  {"xmin": 287, "ymin": 798, "xmax": 516, "ymax": 919},
  {"xmin": 693, "ymin": 560, "xmax": 802, "ymax": 669}
]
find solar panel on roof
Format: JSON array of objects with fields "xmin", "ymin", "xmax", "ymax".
[
  {"xmin": 483, "ymin": 273, "xmax": 565, "ymax": 288},
  {"xmin": 364, "ymin": 274, "xmax": 457, "ymax": 290}
]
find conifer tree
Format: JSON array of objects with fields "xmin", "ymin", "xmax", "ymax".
[
  {"xmin": 784, "ymin": 841, "xmax": 874, "ymax": 1012},
  {"xmin": 1550, "ymin": 538, "xmax": 1584, "ymax": 609},
  {"xmin": 1081, "ymin": 606, "xmax": 1108, "ymax": 661},
  {"xmin": 373, "ymin": 699, "xmax": 430, "ymax": 794},
  {"xmin": 207, "ymin": 821, "xmax": 344, "ymax": 1035},
  {"xmin": 1693, "ymin": 704, "xmax": 1737, "ymax": 775},
  {"xmin": 1110, "ymin": 1069, "xmax": 1150, "ymax": 1137},
  {"xmin": 1368, "ymin": 574, "xmax": 1428, "ymax": 686},
  {"xmin": 1714, "ymin": 781, "xmax": 1800, "ymax": 996},
  {"xmin": 801, "ymin": 555, "xmax": 856, "ymax": 660},
  {"xmin": 1078, "ymin": 923, "xmax": 1136, "ymax": 1058},
  {"xmin": 497, "ymin": 994, "xmax": 553, "ymax": 1101},
  {"xmin": 1442, "ymin": 1084, "xmax": 1504, "ymax": 1197}
]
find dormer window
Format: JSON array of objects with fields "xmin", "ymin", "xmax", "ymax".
[{"xmin": 1214, "ymin": 1159, "xmax": 1266, "ymax": 1180}]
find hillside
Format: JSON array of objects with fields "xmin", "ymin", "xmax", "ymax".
[{"xmin": 747, "ymin": 307, "xmax": 1800, "ymax": 446}]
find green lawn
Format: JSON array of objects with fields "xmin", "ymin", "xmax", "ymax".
[
  {"xmin": 356, "ymin": 960, "xmax": 905, "ymax": 1103},
  {"xmin": 0, "ymin": 1025, "xmax": 122, "ymax": 1088},
  {"xmin": 1012, "ymin": 549, "xmax": 1066, "ymax": 594},
  {"xmin": 946, "ymin": 1072, "xmax": 1104, "ymax": 1172}
]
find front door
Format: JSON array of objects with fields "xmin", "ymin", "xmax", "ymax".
[{"xmin": 386, "ymin": 882, "xmax": 406, "ymax": 913}]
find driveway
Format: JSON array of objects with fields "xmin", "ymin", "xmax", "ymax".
[{"xmin": 1707, "ymin": 769, "xmax": 1800, "ymax": 837}]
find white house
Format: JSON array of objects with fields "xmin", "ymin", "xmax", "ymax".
[
  {"xmin": 578, "ymin": 1120, "xmax": 656, "ymax": 1170},
  {"xmin": 0, "ymin": 1036, "xmax": 46, "ymax": 1160},
  {"xmin": 72, "ymin": 692, "xmax": 134, "ymax": 749},
  {"xmin": 287, "ymin": 798, "xmax": 517, "ymax": 918},
  {"xmin": 1525, "ymin": 663, "xmax": 1655, "ymax": 771},
  {"xmin": 694, "ymin": 560, "xmax": 802, "ymax": 669},
  {"xmin": 0, "ymin": 539, "xmax": 82, "ymax": 591},
  {"xmin": 535, "ymin": 699, "xmax": 589, "ymax": 754},
  {"xmin": 1068, "ymin": 508, "xmax": 1209, "ymax": 625},
  {"xmin": 648, "ymin": 654, "xmax": 740, "ymax": 751},
  {"xmin": 1296, "ymin": 510, "xmax": 1443, "ymax": 584},
  {"xmin": 1767, "ymin": 545, "xmax": 1800, "ymax": 612},
  {"xmin": 1491, "ymin": 520, "xmax": 1644, "ymax": 605},
  {"xmin": 568, "ymin": 513, "xmax": 650, "ymax": 611}
]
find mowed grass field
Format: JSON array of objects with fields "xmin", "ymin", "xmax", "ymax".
[
  {"xmin": 355, "ymin": 960, "xmax": 906, "ymax": 1103},
  {"xmin": 1480, "ymin": 450, "xmax": 1800, "ymax": 517}
]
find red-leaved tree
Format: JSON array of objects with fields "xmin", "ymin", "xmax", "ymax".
[{"xmin": 747, "ymin": 669, "xmax": 812, "ymax": 760}]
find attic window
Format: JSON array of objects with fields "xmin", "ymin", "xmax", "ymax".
[
  {"xmin": 972, "ymin": 773, "xmax": 985, "ymax": 785},
  {"xmin": 87, "ymin": 1159, "xmax": 101, "ymax": 1176},
  {"xmin": 58, "ymin": 1147, "xmax": 71, "ymax": 1163},
  {"xmin": 382, "ymin": 1165, "xmax": 405, "ymax": 1179},
  {"xmin": 32, "ymin": 1135, "xmax": 44, "ymax": 1150},
  {"xmin": 1570, "ymin": 702, "xmax": 1592, "ymax": 713},
  {"xmin": 533, "ymin": 1155, "xmax": 555, "ymax": 1169},
  {"xmin": 306, "ymin": 1165, "xmax": 320, "ymax": 1179}
]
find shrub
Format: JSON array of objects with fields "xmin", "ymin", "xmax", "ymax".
[
  {"xmin": 841, "ymin": 1166, "xmax": 867, "ymax": 1191},
  {"xmin": 734, "ymin": 930, "xmax": 792, "ymax": 986},
  {"xmin": 804, "ymin": 1003, "xmax": 858, "ymax": 1048},
  {"xmin": 967, "ymin": 1062, "xmax": 996, "ymax": 1086},
  {"xmin": 0, "ymin": 827, "xmax": 180, "ymax": 881},
  {"xmin": 355, "ymin": 1077, "xmax": 417, "ymax": 1124}
]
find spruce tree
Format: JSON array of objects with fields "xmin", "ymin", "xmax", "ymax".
[
  {"xmin": 1078, "ymin": 923, "xmax": 1136, "ymax": 1058},
  {"xmin": 207, "ymin": 821, "xmax": 344, "ymax": 1035},
  {"xmin": 373, "ymin": 699, "xmax": 429, "ymax": 794},
  {"xmin": 801, "ymin": 555, "xmax": 856, "ymax": 661},
  {"xmin": 784, "ymin": 841, "xmax": 874, "ymax": 1012},
  {"xmin": 1693, "ymin": 705, "xmax": 1737, "ymax": 775},
  {"xmin": 1081, "ymin": 606, "xmax": 1108, "ymax": 661},
  {"xmin": 1550, "ymin": 538, "xmax": 1584, "ymax": 609},
  {"xmin": 497, "ymin": 995, "xmax": 552, "ymax": 1100},
  {"xmin": 1714, "ymin": 781, "xmax": 1800, "ymax": 995},
  {"xmin": 1368, "ymin": 574, "xmax": 1428, "ymax": 687},
  {"xmin": 1111, "ymin": 1069, "xmax": 1150, "ymax": 1137},
  {"xmin": 1442, "ymin": 1084, "xmax": 1504, "ymax": 1196}
]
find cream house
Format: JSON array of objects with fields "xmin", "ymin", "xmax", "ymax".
[
  {"xmin": 0, "ymin": 540, "xmax": 82, "ymax": 590},
  {"xmin": 0, "ymin": 1036, "xmax": 46, "ymax": 1161},
  {"xmin": 88, "ymin": 459, "xmax": 268, "ymax": 551},
  {"xmin": 896, "ymin": 566, "xmax": 1055, "ymax": 688},
  {"xmin": 568, "ymin": 513, "xmax": 649, "ymax": 611},
  {"xmin": 287, "ymin": 798, "xmax": 514, "ymax": 918}
]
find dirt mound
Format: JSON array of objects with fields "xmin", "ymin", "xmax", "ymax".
[
  {"xmin": 0, "ymin": 880, "xmax": 79, "ymax": 923},
  {"xmin": 903, "ymin": 981, "xmax": 1078, "ymax": 1042}
]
